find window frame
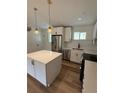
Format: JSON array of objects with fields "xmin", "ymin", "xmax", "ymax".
[{"xmin": 73, "ymin": 32, "xmax": 86, "ymax": 40}]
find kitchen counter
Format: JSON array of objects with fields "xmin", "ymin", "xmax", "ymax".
[
  {"xmin": 27, "ymin": 50, "xmax": 62, "ymax": 87},
  {"xmin": 80, "ymin": 50, "xmax": 97, "ymax": 85},
  {"xmin": 84, "ymin": 49, "xmax": 97, "ymax": 55},
  {"xmin": 83, "ymin": 53, "xmax": 97, "ymax": 62},
  {"xmin": 27, "ymin": 50, "xmax": 62, "ymax": 64},
  {"xmin": 80, "ymin": 49, "xmax": 97, "ymax": 93},
  {"xmin": 72, "ymin": 48, "xmax": 84, "ymax": 50},
  {"xmin": 82, "ymin": 60, "xmax": 97, "ymax": 93}
]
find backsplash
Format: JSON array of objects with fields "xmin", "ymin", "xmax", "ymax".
[
  {"xmin": 64, "ymin": 40, "xmax": 97, "ymax": 50},
  {"xmin": 64, "ymin": 25, "xmax": 97, "ymax": 51},
  {"xmin": 27, "ymin": 28, "xmax": 44, "ymax": 53}
]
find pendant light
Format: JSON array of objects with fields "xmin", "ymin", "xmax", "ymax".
[
  {"xmin": 48, "ymin": 0, "xmax": 52, "ymax": 32},
  {"xmin": 34, "ymin": 8, "xmax": 39, "ymax": 34}
]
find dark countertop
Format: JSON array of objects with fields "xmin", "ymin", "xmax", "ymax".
[{"xmin": 83, "ymin": 53, "xmax": 97, "ymax": 62}]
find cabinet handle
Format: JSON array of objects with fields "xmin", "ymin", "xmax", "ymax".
[{"xmin": 31, "ymin": 60, "xmax": 34, "ymax": 65}]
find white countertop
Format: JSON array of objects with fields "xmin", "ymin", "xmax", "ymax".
[{"xmin": 27, "ymin": 50, "xmax": 62, "ymax": 64}]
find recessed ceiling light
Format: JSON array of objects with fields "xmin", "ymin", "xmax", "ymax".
[{"xmin": 78, "ymin": 18, "xmax": 82, "ymax": 21}]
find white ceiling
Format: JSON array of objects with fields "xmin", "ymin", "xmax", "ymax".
[{"xmin": 27, "ymin": 0, "xmax": 97, "ymax": 29}]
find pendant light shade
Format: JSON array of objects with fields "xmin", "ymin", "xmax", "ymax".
[
  {"xmin": 35, "ymin": 28, "xmax": 39, "ymax": 34},
  {"xmin": 48, "ymin": 26, "xmax": 52, "ymax": 32},
  {"xmin": 47, "ymin": 0, "xmax": 52, "ymax": 32},
  {"xmin": 34, "ymin": 8, "xmax": 39, "ymax": 34}
]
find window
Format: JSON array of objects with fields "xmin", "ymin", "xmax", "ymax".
[
  {"xmin": 48, "ymin": 33, "xmax": 52, "ymax": 43},
  {"xmin": 80, "ymin": 32, "xmax": 86, "ymax": 40},
  {"xmin": 73, "ymin": 32, "xmax": 86, "ymax": 40}
]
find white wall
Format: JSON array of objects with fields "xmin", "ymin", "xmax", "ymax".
[
  {"xmin": 64, "ymin": 25, "xmax": 97, "ymax": 51},
  {"xmin": 27, "ymin": 28, "xmax": 44, "ymax": 53}
]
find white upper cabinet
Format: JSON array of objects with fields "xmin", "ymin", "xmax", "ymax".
[
  {"xmin": 64, "ymin": 27, "xmax": 72, "ymax": 42},
  {"xmin": 51, "ymin": 28, "xmax": 57, "ymax": 35},
  {"xmin": 93, "ymin": 23, "xmax": 97, "ymax": 39},
  {"xmin": 56, "ymin": 27, "xmax": 64, "ymax": 35},
  {"xmin": 51, "ymin": 27, "xmax": 64, "ymax": 35},
  {"xmin": 93, "ymin": 23, "xmax": 97, "ymax": 45}
]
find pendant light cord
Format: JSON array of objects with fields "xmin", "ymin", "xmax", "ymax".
[
  {"xmin": 34, "ymin": 8, "xmax": 38, "ymax": 29},
  {"xmin": 48, "ymin": 2, "xmax": 51, "ymax": 25}
]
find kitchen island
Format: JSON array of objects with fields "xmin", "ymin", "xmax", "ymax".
[{"xmin": 27, "ymin": 50, "xmax": 62, "ymax": 87}]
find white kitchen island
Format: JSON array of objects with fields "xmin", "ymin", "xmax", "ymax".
[{"xmin": 27, "ymin": 50, "xmax": 62, "ymax": 87}]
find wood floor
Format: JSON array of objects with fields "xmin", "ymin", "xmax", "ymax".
[
  {"xmin": 27, "ymin": 60, "xmax": 81, "ymax": 93},
  {"xmin": 62, "ymin": 60, "xmax": 80, "ymax": 73}
]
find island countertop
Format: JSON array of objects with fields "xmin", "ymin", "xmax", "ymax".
[{"xmin": 27, "ymin": 50, "xmax": 62, "ymax": 64}]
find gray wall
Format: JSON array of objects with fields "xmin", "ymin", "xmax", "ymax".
[
  {"xmin": 41, "ymin": 29, "xmax": 51, "ymax": 50},
  {"xmin": 27, "ymin": 28, "xmax": 44, "ymax": 53}
]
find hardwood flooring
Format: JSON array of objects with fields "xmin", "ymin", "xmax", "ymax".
[
  {"xmin": 27, "ymin": 60, "xmax": 81, "ymax": 93},
  {"xmin": 62, "ymin": 60, "xmax": 80, "ymax": 73}
]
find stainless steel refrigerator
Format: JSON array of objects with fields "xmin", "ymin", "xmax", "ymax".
[{"xmin": 51, "ymin": 35, "xmax": 62, "ymax": 53}]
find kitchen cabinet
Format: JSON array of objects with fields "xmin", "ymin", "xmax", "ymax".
[
  {"xmin": 27, "ymin": 58, "xmax": 47, "ymax": 86},
  {"xmin": 51, "ymin": 27, "xmax": 64, "ymax": 35},
  {"xmin": 34, "ymin": 61, "xmax": 47, "ymax": 85},
  {"xmin": 27, "ymin": 58, "xmax": 35, "ymax": 78},
  {"xmin": 27, "ymin": 50, "xmax": 62, "ymax": 87},
  {"xmin": 64, "ymin": 27, "xmax": 72, "ymax": 42},
  {"xmin": 92, "ymin": 23, "xmax": 97, "ymax": 45},
  {"xmin": 82, "ymin": 60, "xmax": 97, "ymax": 93},
  {"xmin": 70, "ymin": 49, "xmax": 83, "ymax": 64},
  {"xmin": 93, "ymin": 23, "xmax": 97, "ymax": 39}
]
